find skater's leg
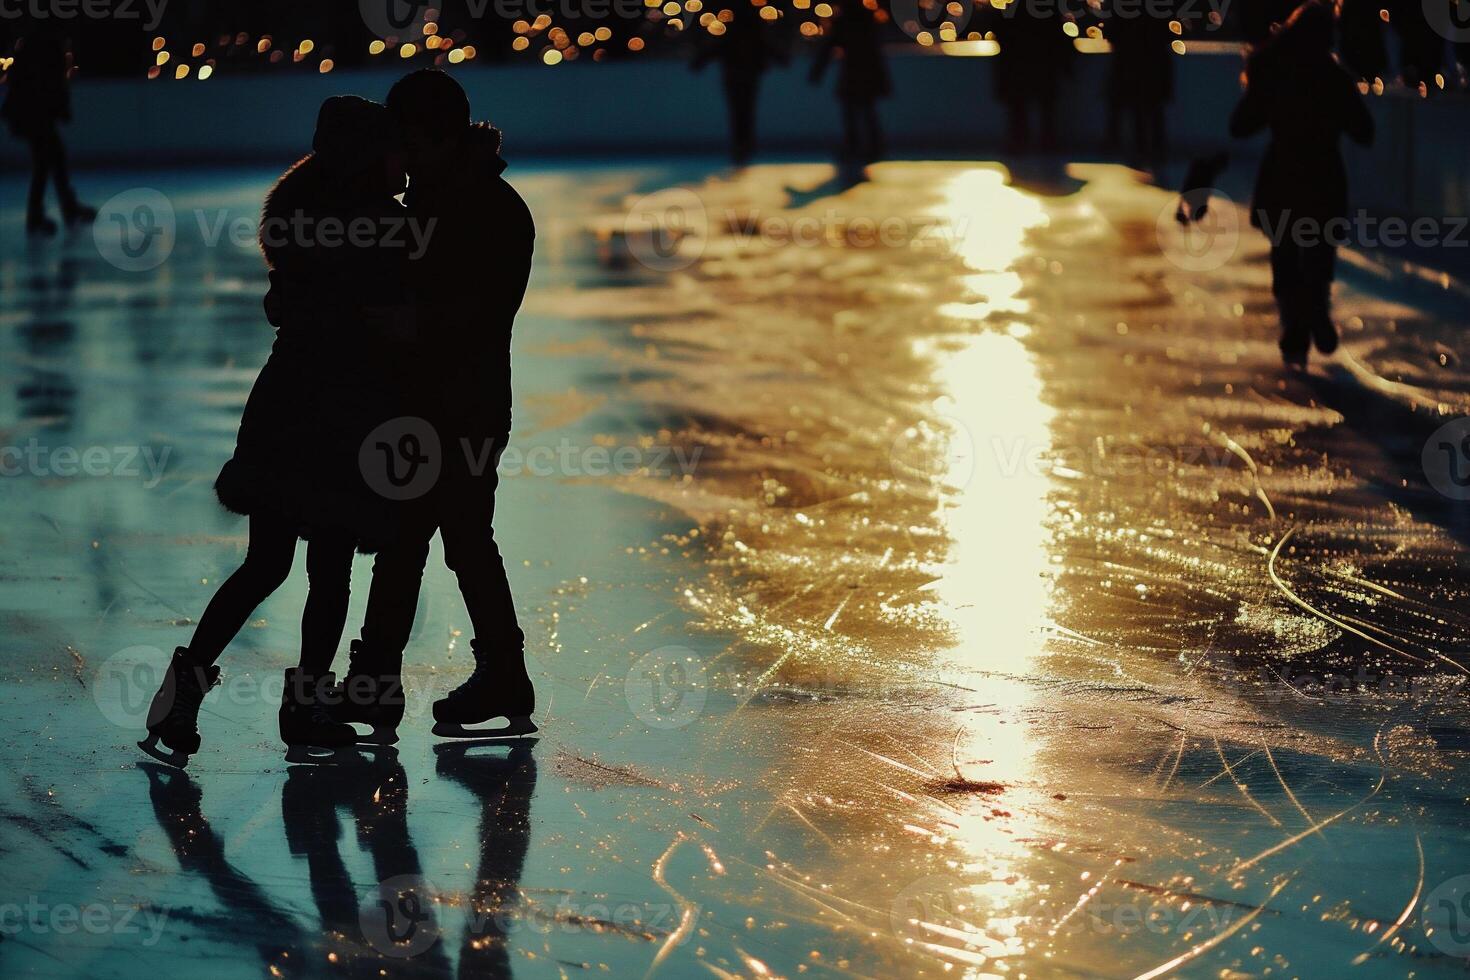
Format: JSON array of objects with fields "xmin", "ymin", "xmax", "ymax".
[
  {"xmin": 438, "ymin": 476, "xmax": 523, "ymax": 651},
  {"xmin": 725, "ymin": 76, "xmax": 758, "ymax": 166},
  {"xmin": 1039, "ymin": 93, "xmax": 1057, "ymax": 152},
  {"xmin": 1270, "ymin": 241, "xmax": 1310, "ymax": 365},
  {"xmin": 357, "ymin": 521, "xmax": 434, "ymax": 676},
  {"xmin": 297, "ymin": 533, "xmax": 356, "ymax": 677},
  {"xmin": 841, "ymin": 100, "xmax": 861, "ymax": 161},
  {"xmin": 863, "ymin": 100, "xmax": 883, "ymax": 162},
  {"xmin": 1148, "ymin": 100, "xmax": 1168, "ymax": 171},
  {"xmin": 1302, "ymin": 241, "xmax": 1339, "ymax": 354},
  {"xmin": 430, "ymin": 439, "xmax": 535, "ymax": 735},
  {"xmin": 25, "ymin": 132, "xmax": 52, "ymax": 228},
  {"xmin": 43, "ymin": 125, "xmax": 78, "ymax": 215},
  {"xmin": 187, "ymin": 512, "xmax": 297, "ymax": 665}
]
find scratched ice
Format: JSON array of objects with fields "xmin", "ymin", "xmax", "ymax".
[{"xmin": 2, "ymin": 159, "xmax": 1470, "ymax": 978}]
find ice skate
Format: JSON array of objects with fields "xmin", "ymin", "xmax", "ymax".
[
  {"xmin": 1310, "ymin": 318, "xmax": 1339, "ymax": 355},
  {"xmin": 431, "ymin": 640, "xmax": 537, "ymax": 740},
  {"xmin": 138, "ymin": 648, "xmax": 220, "ymax": 769},
  {"xmin": 279, "ymin": 667, "xmax": 357, "ymax": 754},
  {"xmin": 331, "ymin": 640, "xmax": 405, "ymax": 745},
  {"xmin": 63, "ymin": 202, "xmax": 98, "ymax": 228},
  {"xmin": 26, "ymin": 214, "xmax": 58, "ymax": 237}
]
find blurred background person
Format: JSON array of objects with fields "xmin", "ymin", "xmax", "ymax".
[
  {"xmin": 1103, "ymin": 8, "xmax": 1175, "ymax": 171},
  {"xmin": 1336, "ymin": 0, "xmax": 1389, "ymax": 83},
  {"xmin": 692, "ymin": 0, "xmax": 786, "ymax": 167},
  {"xmin": 1390, "ymin": 0, "xmax": 1448, "ymax": 90},
  {"xmin": 2, "ymin": 31, "xmax": 95, "ymax": 236},
  {"xmin": 981, "ymin": 0, "xmax": 1075, "ymax": 152},
  {"xmin": 809, "ymin": 0, "xmax": 891, "ymax": 169},
  {"xmin": 1229, "ymin": 0, "xmax": 1373, "ymax": 368}
]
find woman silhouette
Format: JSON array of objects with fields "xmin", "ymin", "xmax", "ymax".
[
  {"xmin": 140, "ymin": 97, "xmax": 413, "ymax": 766},
  {"xmin": 1230, "ymin": 1, "xmax": 1373, "ymax": 369}
]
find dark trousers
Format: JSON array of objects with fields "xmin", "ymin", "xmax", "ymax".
[
  {"xmin": 723, "ymin": 76, "xmax": 759, "ymax": 166},
  {"xmin": 1005, "ymin": 95, "xmax": 1057, "ymax": 152},
  {"xmin": 360, "ymin": 446, "xmax": 522, "ymax": 674},
  {"xmin": 189, "ymin": 512, "xmax": 356, "ymax": 676},
  {"xmin": 842, "ymin": 98, "xmax": 883, "ymax": 164},
  {"xmin": 1269, "ymin": 239, "xmax": 1337, "ymax": 358},
  {"xmin": 25, "ymin": 123, "xmax": 78, "ymax": 222}
]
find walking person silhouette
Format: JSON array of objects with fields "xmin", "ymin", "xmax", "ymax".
[
  {"xmin": 335, "ymin": 70, "xmax": 538, "ymax": 743},
  {"xmin": 691, "ymin": 0, "xmax": 784, "ymax": 167},
  {"xmin": 809, "ymin": 1, "xmax": 891, "ymax": 171},
  {"xmin": 139, "ymin": 96, "xmax": 415, "ymax": 767},
  {"xmin": 1229, "ymin": 0, "xmax": 1373, "ymax": 369},
  {"xmin": 1, "ymin": 31, "xmax": 95, "ymax": 236}
]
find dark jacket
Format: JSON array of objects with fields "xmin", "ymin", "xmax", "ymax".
[
  {"xmin": 810, "ymin": 8, "xmax": 892, "ymax": 103},
  {"xmin": 1, "ymin": 37, "xmax": 70, "ymax": 138},
  {"xmin": 404, "ymin": 125, "xmax": 534, "ymax": 473},
  {"xmin": 1229, "ymin": 45, "xmax": 1374, "ymax": 229},
  {"xmin": 984, "ymin": 6, "xmax": 1075, "ymax": 102},
  {"xmin": 692, "ymin": 6, "xmax": 780, "ymax": 84},
  {"xmin": 215, "ymin": 154, "xmax": 412, "ymax": 551},
  {"xmin": 1105, "ymin": 13, "xmax": 1175, "ymax": 105}
]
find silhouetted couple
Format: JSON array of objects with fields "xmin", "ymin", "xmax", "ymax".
[{"xmin": 140, "ymin": 70, "xmax": 538, "ymax": 768}]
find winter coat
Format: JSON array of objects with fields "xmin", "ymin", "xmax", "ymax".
[
  {"xmin": 984, "ymin": 7, "xmax": 1075, "ymax": 103},
  {"xmin": 1, "ymin": 40, "xmax": 70, "ymax": 138},
  {"xmin": 1229, "ymin": 48, "xmax": 1374, "ymax": 230},
  {"xmin": 402, "ymin": 124, "xmax": 534, "ymax": 483},
  {"xmin": 810, "ymin": 11, "xmax": 892, "ymax": 103},
  {"xmin": 1105, "ymin": 14, "xmax": 1175, "ymax": 106},
  {"xmin": 214, "ymin": 154, "xmax": 412, "ymax": 551}
]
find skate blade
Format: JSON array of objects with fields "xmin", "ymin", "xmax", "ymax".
[
  {"xmin": 137, "ymin": 734, "xmax": 192, "ymax": 770},
  {"xmin": 284, "ymin": 743, "xmax": 370, "ymax": 766},
  {"xmin": 349, "ymin": 724, "xmax": 400, "ymax": 747},
  {"xmin": 432, "ymin": 716, "xmax": 538, "ymax": 740}
]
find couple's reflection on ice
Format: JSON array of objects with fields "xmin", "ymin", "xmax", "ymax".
[{"xmin": 138, "ymin": 740, "xmax": 539, "ymax": 978}]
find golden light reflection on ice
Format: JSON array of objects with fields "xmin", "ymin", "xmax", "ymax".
[{"xmin": 915, "ymin": 170, "xmax": 1057, "ymax": 963}]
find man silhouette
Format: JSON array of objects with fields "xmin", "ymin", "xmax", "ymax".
[
  {"xmin": 338, "ymin": 69, "xmax": 537, "ymax": 740},
  {"xmin": 2, "ymin": 31, "xmax": 96, "ymax": 235}
]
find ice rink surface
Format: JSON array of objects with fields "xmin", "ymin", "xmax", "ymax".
[{"xmin": 3, "ymin": 157, "xmax": 1470, "ymax": 978}]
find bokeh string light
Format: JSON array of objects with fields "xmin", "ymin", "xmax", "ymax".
[{"xmin": 0, "ymin": 0, "xmax": 1466, "ymax": 90}]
